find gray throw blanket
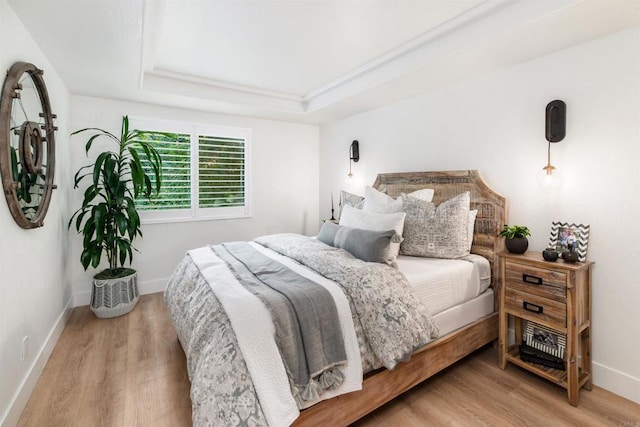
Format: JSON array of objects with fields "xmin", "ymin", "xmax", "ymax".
[{"xmin": 213, "ymin": 242, "xmax": 347, "ymax": 404}]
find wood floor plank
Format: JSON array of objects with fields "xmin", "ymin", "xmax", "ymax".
[{"xmin": 18, "ymin": 292, "xmax": 640, "ymax": 426}]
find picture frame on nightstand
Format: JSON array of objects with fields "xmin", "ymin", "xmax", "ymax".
[{"xmin": 548, "ymin": 222, "xmax": 590, "ymax": 262}]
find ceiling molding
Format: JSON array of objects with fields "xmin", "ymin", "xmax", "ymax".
[
  {"xmin": 143, "ymin": 70, "xmax": 305, "ymax": 113},
  {"xmin": 139, "ymin": 0, "xmax": 591, "ymax": 117},
  {"xmin": 303, "ymin": 0, "xmax": 512, "ymax": 102}
]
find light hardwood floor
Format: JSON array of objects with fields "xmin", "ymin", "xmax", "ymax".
[{"xmin": 19, "ymin": 293, "xmax": 640, "ymax": 426}]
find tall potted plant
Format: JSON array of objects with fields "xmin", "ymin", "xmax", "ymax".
[{"xmin": 69, "ymin": 116, "xmax": 172, "ymax": 318}]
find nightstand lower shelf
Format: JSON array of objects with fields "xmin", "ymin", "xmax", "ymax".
[{"xmin": 506, "ymin": 345, "xmax": 591, "ymax": 390}]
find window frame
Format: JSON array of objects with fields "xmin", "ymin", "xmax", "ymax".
[{"xmin": 129, "ymin": 116, "xmax": 251, "ymax": 224}]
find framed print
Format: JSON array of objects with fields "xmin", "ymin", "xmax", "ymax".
[
  {"xmin": 525, "ymin": 321, "xmax": 566, "ymax": 359},
  {"xmin": 548, "ymin": 222, "xmax": 590, "ymax": 262}
]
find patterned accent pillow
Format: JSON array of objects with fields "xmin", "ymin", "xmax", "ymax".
[
  {"xmin": 339, "ymin": 190, "xmax": 364, "ymax": 218},
  {"xmin": 407, "ymin": 188, "xmax": 435, "ymax": 202},
  {"xmin": 400, "ymin": 192, "xmax": 471, "ymax": 258}
]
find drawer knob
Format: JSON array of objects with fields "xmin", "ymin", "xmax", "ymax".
[
  {"xmin": 522, "ymin": 274, "xmax": 543, "ymax": 285},
  {"xmin": 523, "ymin": 301, "xmax": 544, "ymax": 314}
]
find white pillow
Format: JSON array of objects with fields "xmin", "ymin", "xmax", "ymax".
[
  {"xmin": 407, "ymin": 188, "xmax": 434, "ymax": 202},
  {"xmin": 468, "ymin": 209, "xmax": 478, "ymax": 251},
  {"xmin": 363, "ymin": 185, "xmax": 403, "ymax": 213},
  {"xmin": 339, "ymin": 205, "xmax": 406, "ymax": 264}
]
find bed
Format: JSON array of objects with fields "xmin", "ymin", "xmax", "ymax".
[{"xmin": 164, "ymin": 170, "xmax": 508, "ymax": 426}]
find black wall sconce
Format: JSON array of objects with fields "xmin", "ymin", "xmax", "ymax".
[
  {"xmin": 347, "ymin": 140, "xmax": 359, "ymax": 182},
  {"xmin": 543, "ymin": 100, "xmax": 566, "ymax": 176}
]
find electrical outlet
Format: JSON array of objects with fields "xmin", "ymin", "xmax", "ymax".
[{"xmin": 21, "ymin": 336, "xmax": 28, "ymax": 361}]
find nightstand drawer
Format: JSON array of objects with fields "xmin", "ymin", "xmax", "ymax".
[
  {"xmin": 505, "ymin": 261, "xmax": 567, "ymax": 302},
  {"xmin": 505, "ymin": 288, "xmax": 566, "ymax": 329}
]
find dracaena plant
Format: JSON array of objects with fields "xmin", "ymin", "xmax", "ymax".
[{"xmin": 69, "ymin": 116, "xmax": 174, "ymax": 279}]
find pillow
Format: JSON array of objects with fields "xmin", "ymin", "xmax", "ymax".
[
  {"xmin": 339, "ymin": 205, "xmax": 406, "ymax": 263},
  {"xmin": 339, "ymin": 190, "xmax": 364, "ymax": 218},
  {"xmin": 407, "ymin": 188, "xmax": 435, "ymax": 202},
  {"xmin": 363, "ymin": 185, "xmax": 403, "ymax": 213},
  {"xmin": 400, "ymin": 192, "xmax": 471, "ymax": 259},
  {"xmin": 468, "ymin": 209, "xmax": 478, "ymax": 251},
  {"xmin": 317, "ymin": 221, "xmax": 401, "ymax": 265}
]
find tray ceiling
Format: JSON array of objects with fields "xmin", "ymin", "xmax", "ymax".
[{"xmin": 8, "ymin": 0, "xmax": 640, "ymax": 123}]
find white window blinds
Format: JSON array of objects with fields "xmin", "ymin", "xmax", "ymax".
[
  {"xmin": 198, "ymin": 135, "xmax": 245, "ymax": 208},
  {"xmin": 131, "ymin": 117, "xmax": 250, "ymax": 223}
]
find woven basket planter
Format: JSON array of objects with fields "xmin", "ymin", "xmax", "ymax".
[{"xmin": 90, "ymin": 270, "xmax": 139, "ymax": 318}]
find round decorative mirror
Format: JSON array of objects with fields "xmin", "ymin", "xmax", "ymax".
[{"xmin": 0, "ymin": 62, "xmax": 57, "ymax": 228}]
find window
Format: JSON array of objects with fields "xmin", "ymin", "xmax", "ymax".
[{"xmin": 130, "ymin": 117, "xmax": 250, "ymax": 223}]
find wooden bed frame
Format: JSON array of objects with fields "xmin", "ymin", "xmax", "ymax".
[{"xmin": 294, "ymin": 170, "xmax": 508, "ymax": 426}]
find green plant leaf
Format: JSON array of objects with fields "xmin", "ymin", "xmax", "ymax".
[
  {"xmin": 74, "ymin": 208, "xmax": 88, "ymax": 232},
  {"xmin": 83, "ymin": 219, "xmax": 96, "ymax": 248},
  {"xmin": 499, "ymin": 224, "xmax": 531, "ymax": 239},
  {"xmin": 115, "ymin": 212, "xmax": 128, "ymax": 235},
  {"xmin": 80, "ymin": 248, "xmax": 92, "ymax": 270},
  {"xmin": 84, "ymin": 133, "xmax": 102, "ymax": 154},
  {"xmin": 92, "ymin": 152, "xmax": 110, "ymax": 189},
  {"xmin": 117, "ymin": 239, "xmax": 129, "ymax": 266},
  {"xmin": 94, "ymin": 204, "xmax": 107, "ymax": 244},
  {"xmin": 91, "ymin": 244, "xmax": 103, "ymax": 269},
  {"xmin": 122, "ymin": 116, "xmax": 130, "ymax": 143}
]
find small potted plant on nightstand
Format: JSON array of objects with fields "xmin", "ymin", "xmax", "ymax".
[{"xmin": 499, "ymin": 224, "xmax": 531, "ymax": 254}]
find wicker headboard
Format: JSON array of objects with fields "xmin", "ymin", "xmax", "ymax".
[{"xmin": 373, "ymin": 170, "xmax": 508, "ymax": 287}]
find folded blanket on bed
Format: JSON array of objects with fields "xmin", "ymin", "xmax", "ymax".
[
  {"xmin": 213, "ymin": 242, "xmax": 347, "ymax": 404},
  {"xmin": 256, "ymin": 233, "xmax": 438, "ymax": 370},
  {"xmin": 186, "ymin": 246, "xmax": 299, "ymax": 426}
]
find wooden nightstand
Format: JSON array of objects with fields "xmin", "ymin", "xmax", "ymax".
[{"xmin": 498, "ymin": 251, "xmax": 594, "ymax": 406}]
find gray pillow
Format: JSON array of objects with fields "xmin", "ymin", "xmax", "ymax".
[
  {"xmin": 317, "ymin": 221, "xmax": 401, "ymax": 266},
  {"xmin": 400, "ymin": 191, "xmax": 470, "ymax": 259}
]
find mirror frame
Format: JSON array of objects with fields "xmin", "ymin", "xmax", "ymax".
[{"xmin": 0, "ymin": 61, "xmax": 57, "ymax": 228}]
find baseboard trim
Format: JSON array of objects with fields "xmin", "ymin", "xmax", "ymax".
[
  {"xmin": 593, "ymin": 361, "xmax": 640, "ymax": 404},
  {"xmin": 73, "ymin": 276, "xmax": 168, "ymax": 307},
  {"xmin": 0, "ymin": 296, "xmax": 74, "ymax": 427}
]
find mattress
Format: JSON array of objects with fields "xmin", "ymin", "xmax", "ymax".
[
  {"xmin": 433, "ymin": 288, "xmax": 494, "ymax": 337},
  {"xmin": 396, "ymin": 254, "xmax": 491, "ymax": 316}
]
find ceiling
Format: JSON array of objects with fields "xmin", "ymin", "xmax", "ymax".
[{"xmin": 8, "ymin": 0, "xmax": 640, "ymax": 124}]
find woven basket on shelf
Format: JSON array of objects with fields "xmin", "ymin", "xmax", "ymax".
[{"xmin": 90, "ymin": 271, "xmax": 139, "ymax": 318}]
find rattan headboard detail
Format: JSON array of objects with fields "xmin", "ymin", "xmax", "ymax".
[{"xmin": 373, "ymin": 170, "xmax": 508, "ymax": 288}]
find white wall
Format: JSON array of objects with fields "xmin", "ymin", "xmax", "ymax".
[
  {"xmin": 320, "ymin": 27, "xmax": 640, "ymax": 403},
  {"xmin": 69, "ymin": 96, "xmax": 320, "ymax": 303},
  {"xmin": 0, "ymin": 0, "xmax": 73, "ymax": 425}
]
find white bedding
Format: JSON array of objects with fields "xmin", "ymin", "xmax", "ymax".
[{"xmin": 396, "ymin": 254, "xmax": 491, "ymax": 316}]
